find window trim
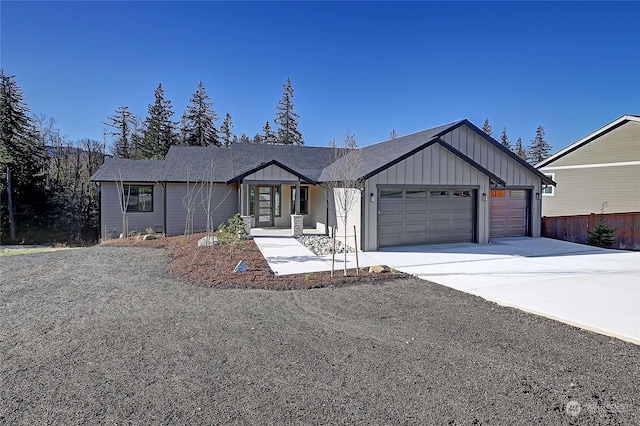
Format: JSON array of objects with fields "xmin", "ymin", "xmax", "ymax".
[
  {"xmin": 250, "ymin": 185, "xmax": 281, "ymax": 217},
  {"xmin": 542, "ymin": 173, "xmax": 555, "ymax": 196},
  {"xmin": 291, "ymin": 186, "xmax": 309, "ymax": 215},
  {"xmin": 123, "ymin": 185, "xmax": 154, "ymax": 213}
]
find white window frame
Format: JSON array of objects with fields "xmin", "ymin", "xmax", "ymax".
[{"xmin": 542, "ymin": 173, "xmax": 555, "ymax": 196}]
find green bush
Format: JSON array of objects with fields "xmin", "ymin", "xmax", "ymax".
[
  {"xmin": 587, "ymin": 217, "xmax": 615, "ymax": 248},
  {"xmin": 217, "ymin": 214, "xmax": 248, "ymax": 237}
]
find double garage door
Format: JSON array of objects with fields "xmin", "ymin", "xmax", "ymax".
[
  {"xmin": 489, "ymin": 189, "xmax": 529, "ymax": 238},
  {"xmin": 378, "ymin": 188, "xmax": 475, "ymax": 248}
]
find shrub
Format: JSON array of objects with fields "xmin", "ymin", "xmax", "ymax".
[{"xmin": 587, "ymin": 216, "xmax": 615, "ymax": 248}]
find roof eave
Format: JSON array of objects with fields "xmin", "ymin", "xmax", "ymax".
[{"xmin": 226, "ymin": 159, "xmax": 316, "ymax": 185}]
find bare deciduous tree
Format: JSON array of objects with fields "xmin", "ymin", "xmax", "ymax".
[
  {"xmin": 115, "ymin": 170, "xmax": 131, "ymax": 238},
  {"xmin": 324, "ymin": 131, "xmax": 364, "ymax": 276}
]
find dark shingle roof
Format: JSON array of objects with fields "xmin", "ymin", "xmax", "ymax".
[
  {"xmin": 91, "ymin": 119, "xmax": 552, "ymax": 186},
  {"xmin": 90, "ymin": 157, "xmax": 165, "ymax": 182},
  {"xmin": 319, "ymin": 120, "xmax": 462, "ymax": 181}
]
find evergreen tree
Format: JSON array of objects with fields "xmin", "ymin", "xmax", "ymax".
[
  {"xmin": 499, "ymin": 127, "xmax": 511, "ymax": 150},
  {"xmin": 0, "ymin": 69, "xmax": 47, "ymax": 242},
  {"xmin": 139, "ymin": 84, "xmax": 177, "ymax": 159},
  {"xmin": 219, "ymin": 113, "xmax": 235, "ymax": 147},
  {"xmin": 105, "ymin": 106, "xmax": 136, "ymax": 159},
  {"xmin": 529, "ymin": 125, "xmax": 552, "ymax": 164},
  {"xmin": 180, "ymin": 81, "xmax": 219, "ymax": 147},
  {"xmin": 252, "ymin": 133, "xmax": 264, "ymax": 144},
  {"xmin": 514, "ymin": 137, "xmax": 528, "ymax": 161},
  {"xmin": 262, "ymin": 120, "xmax": 276, "ymax": 144},
  {"xmin": 274, "ymin": 77, "xmax": 304, "ymax": 145},
  {"xmin": 238, "ymin": 133, "xmax": 251, "ymax": 144},
  {"xmin": 389, "ymin": 129, "xmax": 398, "ymax": 139},
  {"xmin": 481, "ymin": 118, "xmax": 493, "ymax": 137}
]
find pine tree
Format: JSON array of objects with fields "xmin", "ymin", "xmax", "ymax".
[
  {"xmin": 274, "ymin": 77, "xmax": 304, "ymax": 145},
  {"xmin": 262, "ymin": 120, "xmax": 276, "ymax": 144},
  {"xmin": 0, "ymin": 69, "xmax": 47, "ymax": 242},
  {"xmin": 529, "ymin": 125, "xmax": 552, "ymax": 164},
  {"xmin": 238, "ymin": 133, "xmax": 251, "ymax": 144},
  {"xmin": 499, "ymin": 127, "xmax": 511, "ymax": 150},
  {"xmin": 389, "ymin": 129, "xmax": 398, "ymax": 139},
  {"xmin": 514, "ymin": 137, "xmax": 528, "ymax": 161},
  {"xmin": 219, "ymin": 113, "xmax": 235, "ymax": 147},
  {"xmin": 180, "ymin": 81, "xmax": 219, "ymax": 147},
  {"xmin": 139, "ymin": 84, "xmax": 177, "ymax": 159},
  {"xmin": 481, "ymin": 118, "xmax": 493, "ymax": 137},
  {"xmin": 252, "ymin": 133, "xmax": 264, "ymax": 144},
  {"xmin": 105, "ymin": 106, "xmax": 136, "ymax": 158}
]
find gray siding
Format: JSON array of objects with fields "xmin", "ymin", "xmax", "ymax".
[
  {"xmin": 440, "ymin": 125, "xmax": 543, "ymax": 237},
  {"xmin": 363, "ymin": 142, "xmax": 490, "ymax": 251},
  {"xmin": 540, "ymin": 122, "xmax": 640, "ymax": 216},
  {"xmin": 99, "ymin": 182, "xmax": 165, "ymax": 239},
  {"xmin": 165, "ymin": 183, "xmax": 238, "ymax": 235},
  {"xmin": 244, "ymin": 164, "xmax": 301, "ymax": 181}
]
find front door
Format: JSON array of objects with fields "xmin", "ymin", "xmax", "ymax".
[{"xmin": 256, "ymin": 186, "xmax": 274, "ymax": 227}]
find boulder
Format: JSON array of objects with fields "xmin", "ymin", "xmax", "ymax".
[
  {"xmin": 369, "ymin": 265, "xmax": 387, "ymax": 273},
  {"xmin": 197, "ymin": 236, "xmax": 218, "ymax": 247}
]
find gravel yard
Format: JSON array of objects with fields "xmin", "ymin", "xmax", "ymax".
[{"xmin": 1, "ymin": 246, "xmax": 638, "ymax": 425}]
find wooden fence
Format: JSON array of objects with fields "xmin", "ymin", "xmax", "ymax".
[{"xmin": 542, "ymin": 212, "xmax": 640, "ymax": 249}]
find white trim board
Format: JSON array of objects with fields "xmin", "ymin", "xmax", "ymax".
[{"xmin": 541, "ymin": 161, "xmax": 640, "ymax": 171}]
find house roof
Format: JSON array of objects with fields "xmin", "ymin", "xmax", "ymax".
[
  {"xmin": 90, "ymin": 157, "xmax": 165, "ymax": 182},
  {"xmin": 91, "ymin": 119, "xmax": 552, "ymax": 186},
  {"xmin": 536, "ymin": 114, "xmax": 640, "ymax": 168}
]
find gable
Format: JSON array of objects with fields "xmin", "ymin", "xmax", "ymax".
[
  {"xmin": 440, "ymin": 124, "xmax": 545, "ymax": 187},
  {"xmin": 243, "ymin": 163, "xmax": 306, "ymax": 182},
  {"xmin": 542, "ymin": 121, "xmax": 640, "ymax": 168}
]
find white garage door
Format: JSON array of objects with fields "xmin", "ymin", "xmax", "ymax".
[
  {"xmin": 490, "ymin": 189, "xmax": 529, "ymax": 238},
  {"xmin": 378, "ymin": 188, "xmax": 475, "ymax": 248}
]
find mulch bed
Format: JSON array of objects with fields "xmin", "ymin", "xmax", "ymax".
[{"xmin": 102, "ymin": 233, "xmax": 404, "ymax": 290}]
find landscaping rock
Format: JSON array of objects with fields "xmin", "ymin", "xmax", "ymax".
[
  {"xmin": 369, "ymin": 265, "xmax": 387, "ymax": 273},
  {"xmin": 295, "ymin": 235, "xmax": 354, "ymax": 256},
  {"xmin": 198, "ymin": 235, "xmax": 218, "ymax": 247}
]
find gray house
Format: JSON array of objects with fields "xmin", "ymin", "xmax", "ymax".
[{"xmin": 91, "ymin": 119, "xmax": 554, "ymax": 251}]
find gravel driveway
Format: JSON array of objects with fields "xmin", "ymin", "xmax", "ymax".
[{"xmin": 1, "ymin": 246, "xmax": 638, "ymax": 425}]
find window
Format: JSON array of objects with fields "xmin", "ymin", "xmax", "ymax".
[
  {"xmin": 453, "ymin": 190, "xmax": 471, "ymax": 198},
  {"xmin": 249, "ymin": 185, "xmax": 281, "ymax": 216},
  {"xmin": 123, "ymin": 185, "xmax": 153, "ymax": 212},
  {"xmin": 491, "ymin": 189, "xmax": 505, "ymax": 197},
  {"xmin": 430, "ymin": 190, "xmax": 449, "ymax": 197},
  {"xmin": 542, "ymin": 174, "xmax": 555, "ymax": 196},
  {"xmin": 380, "ymin": 190, "xmax": 403, "ymax": 199},
  {"xmin": 406, "ymin": 190, "xmax": 427, "ymax": 198},
  {"xmin": 291, "ymin": 186, "xmax": 309, "ymax": 215}
]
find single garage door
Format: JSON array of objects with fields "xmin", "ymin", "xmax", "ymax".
[
  {"xmin": 490, "ymin": 189, "xmax": 529, "ymax": 238},
  {"xmin": 378, "ymin": 188, "xmax": 474, "ymax": 248}
]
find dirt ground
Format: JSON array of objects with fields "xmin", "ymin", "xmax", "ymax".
[
  {"xmin": 102, "ymin": 234, "xmax": 401, "ymax": 289},
  {"xmin": 1, "ymin": 246, "xmax": 638, "ymax": 425}
]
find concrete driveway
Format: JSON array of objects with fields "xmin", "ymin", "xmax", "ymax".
[{"xmin": 366, "ymin": 237, "xmax": 640, "ymax": 344}]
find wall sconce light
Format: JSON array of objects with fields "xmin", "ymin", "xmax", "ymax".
[
  {"xmin": 482, "ymin": 193, "xmax": 487, "ymax": 201},
  {"xmin": 370, "ymin": 192, "xmax": 376, "ymax": 203},
  {"xmin": 535, "ymin": 192, "xmax": 540, "ymax": 200}
]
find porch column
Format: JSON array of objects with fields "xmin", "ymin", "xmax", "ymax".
[
  {"xmin": 295, "ymin": 180, "xmax": 301, "ymax": 215},
  {"xmin": 241, "ymin": 181, "xmax": 248, "ymax": 216}
]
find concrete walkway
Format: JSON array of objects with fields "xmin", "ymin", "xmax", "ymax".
[
  {"xmin": 253, "ymin": 236, "xmax": 381, "ymax": 275},
  {"xmin": 254, "ymin": 235, "xmax": 640, "ymax": 344}
]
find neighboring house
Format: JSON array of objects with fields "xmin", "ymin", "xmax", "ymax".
[
  {"xmin": 537, "ymin": 115, "xmax": 640, "ymax": 217},
  {"xmin": 91, "ymin": 119, "xmax": 553, "ymax": 251}
]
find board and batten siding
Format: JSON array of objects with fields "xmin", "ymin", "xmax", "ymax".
[
  {"xmin": 244, "ymin": 164, "xmax": 301, "ymax": 182},
  {"xmin": 99, "ymin": 182, "xmax": 165, "ymax": 239},
  {"xmin": 362, "ymin": 142, "xmax": 491, "ymax": 251},
  {"xmin": 165, "ymin": 183, "xmax": 238, "ymax": 235},
  {"xmin": 440, "ymin": 125, "xmax": 543, "ymax": 237},
  {"xmin": 539, "ymin": 121, "xmax": 640, "ymax": 216}
]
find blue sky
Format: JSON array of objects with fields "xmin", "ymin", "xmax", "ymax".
[{"xmin": 2, "ymin": 1, "xmax": 638, "ymax": 153}]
